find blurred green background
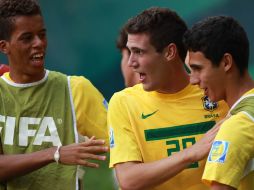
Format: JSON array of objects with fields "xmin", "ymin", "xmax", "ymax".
[
  {"xmin": 1, "ymin": 0, "xmax": 254, "ymax": 189},
  {"xmin": 38, "ymin": 0, "xmax": 254, "ymax": 101}
]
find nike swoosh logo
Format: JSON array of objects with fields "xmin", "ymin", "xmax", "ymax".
[{"xmin": 141, "ymin": 110, "xmax": 158, "ymax": 119}]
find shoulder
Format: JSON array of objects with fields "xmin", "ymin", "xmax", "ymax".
[
  {"xmin": 48, "ymin": 70, "xmax": 67, "ymax": 78},
  {"xmin": 69, "ymin": 75, "xmax": 101, "ymax": 94},
  {"xmin": 122, "ymin": 83, "xmax": 144, "ymax": 94},
  {"xmin": 69, "ymin": 75, "xmax": 91, "ymax": 86},
  {"xmin": 109, "ymin": 84, "xmax": 144, "ymax": 103},
  {"xmin": 217, "ymin": 112, "xmax": 254, "ymax": 142},
  {"xmin": 69, "ymin": 75, "xmax": 105, "ymax": 103},
  {"xmin": 230, "ymin": 95, "xmax": 254, "ymax": 118}
]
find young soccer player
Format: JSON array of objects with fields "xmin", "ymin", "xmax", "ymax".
[
  {"xmin": 108, "ymin": 7, "xmax": 229, "ymax": 190},
  {"xmin": 0, "ymin": 0, "xmax": 108, "ymax": 189},
  {"xmin": 184, "ymin": 15, "xmax": 254, "ymax": 190}
]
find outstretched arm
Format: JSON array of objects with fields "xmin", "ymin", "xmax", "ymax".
[
  {"xmin": 115, "ymin": 124, "xmax": 220, "ymax": 190},
  {"xmin": 0, "ymin": 138, "xmax": 108, "ymax": 182}
]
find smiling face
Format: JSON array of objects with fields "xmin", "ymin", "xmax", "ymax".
[
  {"xmin": 188, "ymin": 51, "xmax": 226, "ymax": 102},
  {"xmin": 127, "ymin": 33, "xmax": 170, "ymax": 92},
  {"xmin": 0, "ymin": 14, "xmax": 47, "ymax": 83}
]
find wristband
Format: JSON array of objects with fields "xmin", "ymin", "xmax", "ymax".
[{"xmin": 54, "ymin": 145, "xmax": 61, "ymax": 164}]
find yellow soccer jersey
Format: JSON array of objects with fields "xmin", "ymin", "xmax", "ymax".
[
  {"xmin": 2, "ymin": 71, "xmax": 108, "ymax": 145},
  {"xmin": 108, "ymin": 84, "xmax": 228, "ymax": 190},
  {"xmin": 70, "ymin": 75, "xmax": 108, "ymax": 144},
  {"xmin": 202, "ymin": 89, "xmax": 254, "ymax": 189}
]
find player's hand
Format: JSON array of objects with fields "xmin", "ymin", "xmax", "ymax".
[
  {"xmin": 186, "ymin": 116, "xmax": 229, "ymax": 162},
  {"xmin": 57, "ymin": 136, "xmax": 108, "ymax": 168}
]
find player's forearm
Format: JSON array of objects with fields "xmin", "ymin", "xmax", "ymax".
[
  {"xmin": 116, "ymin": 149, "xmax": 193, "ymax": 190},
  {"xmin": 0, "ymin": 139, "xmax": 108, "ymax": 182},
  {"xmin": 0, "ymin": 147, "xmax": 55, "ymax": 181}
]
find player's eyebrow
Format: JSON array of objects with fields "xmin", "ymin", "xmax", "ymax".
[{"xmin": 189, "ymin": 63, "xmax": 202, "ymax": 70}]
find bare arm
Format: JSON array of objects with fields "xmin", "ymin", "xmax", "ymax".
[
  {"xmin": 0, "ymin": 138, "xmax": 108, "ymax": 182},
  {"xmin": 115, "ymin": 123, "xmax": 220, "ymax": 190},
  {"xmin": 116, "ymin": 150, "xmax": 192, "ymax": 190},
  {"xmin": 211, "ymin": 182, "xmax": 236, "ymax": 190}
]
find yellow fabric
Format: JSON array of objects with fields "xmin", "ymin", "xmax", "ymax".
[
  {"xmin": 3, "ymin": 72, "xmax": 108, "ymax": 145},
  {"xmin": 108, "ymin": 84, "xmax": 228, "ymax": 190},
  {"xmin": 70, "ymin": 76, "xmax": 108, "ymax": 145},
  {"xmin": 244, "ymin": 88, "xmax": 254, "ymax": 96},
  {"xmin": 202, "ymin": 90, "xmax": 254, "ymax": 189}
]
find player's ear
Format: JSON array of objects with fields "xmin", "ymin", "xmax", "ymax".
[
  {"xmin": 0, "ymin": 40, "xmax": 9, "ymax": 54},
  {"xmin": 164, "ymin": 43, "xmax": 176, "ymax": 61},
  {"xmin": 222, "ymin": 53, "xmax": 233, "ymax": 72}
]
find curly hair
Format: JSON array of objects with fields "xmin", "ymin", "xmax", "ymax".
[
  {"xmin": 183, "ymin": 16, "xmax": 249, "ymax": 75},
  {"xmin": 0, "ymin": 0, "xmax": 41, "ymax": 40},
  {"xmin": 125, "ymin": 7, "xmax": 187, "ymax": 61}
]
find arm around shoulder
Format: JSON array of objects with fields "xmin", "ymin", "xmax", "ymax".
[{"xmin": 114, "ymin": 149, "xmax": 196, "ymax": 190}]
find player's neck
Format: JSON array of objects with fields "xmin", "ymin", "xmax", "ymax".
[
  {"xmin": 226, "ymin": 72, "xmax": 254, "ymax": 108},
  {"xmin": 157, "ymin": 69, "xmax": 190, "ymax": 94},
  {"xmin": 9, "ymin": 69, "xmax": 46, "ymax": 84}
]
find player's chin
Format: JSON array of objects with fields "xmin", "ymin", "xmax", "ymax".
[
  {"xmin": 142, "ymin": 83, "xmax": 155, "ymax": 92},
  {"xmin": 30, "ymin": 59, "xmax": 45, "ymax": 68},
  {"xmin": 208, "ymin": 94, "xmax": 220, "ymax": 103}
]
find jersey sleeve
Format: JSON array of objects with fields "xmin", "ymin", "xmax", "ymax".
[
  {"xmin": 70, "ymin": 76, "xmax": 108, "ymax": 145},
  {"xmin": 108, "ymin": 92, "xmax": 142, "ymax": 168},
  {"xmin": 202, "ymin": 112, "xmax": 254, "ymax": 188}
]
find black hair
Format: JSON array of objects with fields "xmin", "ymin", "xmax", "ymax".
[
  {"xmin": 125, "ymin": 7, "xmax": 187, "ymax": 61},
  {"xmin": 0, "ymin": 0, "xmax": 41, "ymax": 40},
  {"xmin": 183, "ymin": 16, "xmax": 249, "ymax": 75}
]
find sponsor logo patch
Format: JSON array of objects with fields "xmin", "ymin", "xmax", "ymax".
[
  {"xmin": 202, "ymin": 96, "xmax": 218, "ymax": 111},
  {"xmin": 109, "ymin": 127, "xmax": 115, "ymax": 148},
  {"xmin": 208, "ymin": 140, "xmax": 229, "ymax": 163}
]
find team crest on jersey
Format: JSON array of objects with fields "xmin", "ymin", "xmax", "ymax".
[
  {"xmin": 109, "ymin": 127, "xmax": 115, "ymax": 148},
  {"xmin": 208, "ymin": 140, "xmax": 229, "ymax": 163},
  {"xmin": 202, "ymin": 96, "xmax": 218, "ymax": 111}
]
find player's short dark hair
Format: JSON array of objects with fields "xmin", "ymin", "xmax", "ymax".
[
  {"xmin": 0, "ymin": 0, "xmax": 42, "ymax": 40},
  {"xmin": 183, "ymin": 16, "xmax": 249, "ymax": 75},
  {"xmin": 125, "ymin": 7, "xmax": 187, "ymax": 62},
  {"xmin": 116, "ymin": 26, "xmax": 128, "ymax": 51}
]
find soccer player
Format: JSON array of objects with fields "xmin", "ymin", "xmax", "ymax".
[
  {"xmin": 116, "ymin": 25, "xmax": 139, "ymax": 87},
  {"xmin": 108, "ymin": 7, "xmax": 229, "ymax": 190},
  {"xmin": 184, "ymin": 15, "xmax": 254, "ymax": 190},
  {"xmin": 0, "ymin": 0, "xmax": 108, "ymax": 189}
]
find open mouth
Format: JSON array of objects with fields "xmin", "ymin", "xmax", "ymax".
[
  {"xmin": 30, "ymin": 53, "xmax": 44, "ymax": 66},
  {"xmin": 139, "ymin": 73, "xmax": 146, "ymax": 82}
]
